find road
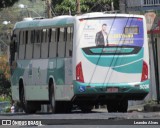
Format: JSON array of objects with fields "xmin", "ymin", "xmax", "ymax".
[{"xmin": 0, "ymin": 108, "xmax": 160, "ymax": 127}]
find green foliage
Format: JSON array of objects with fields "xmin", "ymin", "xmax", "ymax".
[
  {"xmin": 5, "ymin": 107, "xmax": 11, "ymax": 113},
  {"xmin": 0, "ymin": 101, "xmax": 11, "ymax": 113},
  {"xmin": 0, "ymin": 73, "xmax": 11, "ymax": 97},
  {"xmin": 0, "ymin": 0, "xmax": 45, "ymax": 24},
  {"xmin": 52, "ymin": 0, "xmax": 119, "ymax": 15},
  {"xmin": 0, "ymin": 95, "xmax": 11, "ymax": 102},
  {"xmin": 0, "ymin": 0, "xmax": 19, "ymax": 8}
]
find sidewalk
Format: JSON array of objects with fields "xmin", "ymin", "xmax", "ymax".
[
  {"xmin": 144, "ymin": 103, "xmax": 160, "ymax": 112},
  {"xmin": 127, "ymin": 105, "xmax": 144, "ymax": 112},
  {"xmin": 92, "ymin": 101, "xmax": 160, "ymax": 112},
  {"xmin": 128, "ymin": 101, "xmax": 160, "ymax": 112}
]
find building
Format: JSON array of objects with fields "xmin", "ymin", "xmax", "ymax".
[
  {"xmin": 120, "ymin": 0, "xmax": 160, "ymax": 13},
  {"xmin": 120, "ymin": 0, "xmax": 160, "ymax": 103}
]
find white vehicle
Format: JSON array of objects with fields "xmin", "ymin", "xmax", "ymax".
[{"xmin": 10, "ymin": 12, "xmax": 149, "ymax": 113}]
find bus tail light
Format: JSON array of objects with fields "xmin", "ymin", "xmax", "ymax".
[
  {"xmin": 79, "ymin": 19, "xmax": 84, "ymax": 22},
  {"xmin": 141, "ymin": 61, "xmax": 148, "ymax": 81},
  {"xmin": 137, "ymin": 18, "xmax": 143, "ymax": 21},
  {"xmin": 76, "ymin": 62, "xmax": 84, "ymax": 83}
]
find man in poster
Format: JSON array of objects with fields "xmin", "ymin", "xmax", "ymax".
[{"xmin": 95, "ymin": 24, "xmax": 108, "ymax": 46}]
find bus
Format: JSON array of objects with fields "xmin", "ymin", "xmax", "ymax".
[{"xmin": 10, "ymin": 12, "xmax": 149, "ymax": 113}]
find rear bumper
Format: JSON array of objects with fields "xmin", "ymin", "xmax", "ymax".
[
  {"xmin": 72, "ymin": 93, "xmax": 148, "ymax": 103},
  {"xmin": 72, "ymin": 80, "xmax": 149, "ymax": 101}
]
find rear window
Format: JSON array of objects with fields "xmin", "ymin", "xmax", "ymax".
[{"xmin": 79, "ymin": 17, "xmax": 144, "ymax": 48}]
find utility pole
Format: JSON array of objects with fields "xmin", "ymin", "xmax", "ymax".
[
  {"xmin": 46, "ymin": 0, "xmax": 52, "ymax": 18},
  {"xmin": 76, "ymin": 0, "xmax": 81, "ymax": 15},
  {"xmin": 119, "ymin": 0, "xmax": 126, "ymax": 13},
  {"xmin": 111, "ymin": 1, "xmax": 114, "ymax": 11}
]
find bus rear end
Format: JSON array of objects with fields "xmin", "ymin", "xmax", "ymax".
[{"xmin": 73, "ymin": 14, "xmax": 149, "ymax": 112}]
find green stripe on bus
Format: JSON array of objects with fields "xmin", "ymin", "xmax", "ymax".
[
  {"xmin": 82, "ymin": 48, "xmax": 144, "ymax": 73},
  {"xmin": 73, "ymin": 80, "xmax": 150, "ymax": 94}
]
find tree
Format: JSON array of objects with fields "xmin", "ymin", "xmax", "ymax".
[
  {"xmin": 0, "ymin": 54, "xmax": 11, "ymax": 98},
  {"xmin": 52, "ymin": 0, "xmax": 119, "ymax": 16},
  {"xmin": 0, "ymin": 73, "xmax": 11, "ymax": 96},
  {"xmin": 0, "ymin": 0, "xmax": 19, "ymax": 8}
]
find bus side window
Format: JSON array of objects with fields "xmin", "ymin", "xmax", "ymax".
[
  {"xmin": 66, "ymin": 27, "xmax": 73, "ymax": 57},
  {"xmin": 33, "ymin": 30, "xmax": 41, "ymax": 59},
  {"xmin": 22, "ymin": 30, "xmax": 28, "ymax": 45},
  {"xmin": 27, "ymin": 30, "xmax": 31, "ymax": 44},
  {"xmin": 34, "ymin": 30, "xmax": 37, "ymax": 43},
  {"xmin": 58, "ymin": 28, "xmax": 65, "ymax": 57},
  {"xmin": 24, "ymin": 31, "xmax": 28, "ymax": 59},
  {"xmin": 59, "ymin": 28, "xmax": 64, "ymax": 42},
  {"xmin": 36, "ymin": 30, "xmax": 42, "ymax": 43},
  {"xmin": 71, "ymin": 27, "xmax": 73, "ymax": 41},
  {"xmin": 42, "ymin": 29, "xmax": 47, "ymax": 43},
  {"xmin": 64, "ymin": 27, "xmax": 67, "ymax": 42},
  {"xmin": 41, "ymin": 29, "xmax": 49, "ymax": 59},
  {"xmin": 49, "ymin": 28, "xmax": 57, "ymax": 58},
  {"xmin": 20, "ymin": 31, "xmax": 24, "ymax": 44},
  {"xmin": 48, "ymin": 29, "xmax": 52, "ymax": 43},
  {"xmin": 26, "ymin": 30, "xmax": 33, "ymax": 59},
  {"xmin": 25, "ymin": 31, "xmax": 28, "ymax": 44},
  {"xmin": 31, "ymin": 30, "xmax": 35, "ymax": 44},
  {"xmin": 64, "ymin": 27, "xmax": 67, "ymax": 56},
  {"xmin": 51, "ymin": 28, "xmax": 56, "ymax": 42},
  {"xmin": 15, "ymin": 30, "xmax": 20, "ymax": 59},
  {"xmin": 23, "ymin": 31, "xmax": 25, "ymax": 44},
  {"xmin": 19, "ymin": 31, "xmax": 25, "ymax": 59}
]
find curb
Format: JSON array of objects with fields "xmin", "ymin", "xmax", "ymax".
[
  {"xmin": 127, "ymin": 104, "xmax": 144, "ymax": 112},
  {"xmin": 144, "ymin": 104, "xmax": 160, "ymax": 112}
]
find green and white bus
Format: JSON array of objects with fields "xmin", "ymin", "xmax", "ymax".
[{"xmin": 10, "ymin": 12, "xmax": 149, "ymax": 113}]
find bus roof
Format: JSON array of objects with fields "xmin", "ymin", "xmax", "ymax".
[
  {"xmin": 14, "ymin": 15, "xmax": 75, "ymax": 30},
  {"xmin": 76, "ymin": 12, "xmax": 145, "ymax": 20},
  {"xmin": 14, "ymin": 12, "xmax": 145, "ymax": 30}
]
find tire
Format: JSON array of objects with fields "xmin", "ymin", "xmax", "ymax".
[
  {"xmin": 20, "ymin": 85, "xmax": 37, "ymax": 114},
  {"xmin": 19, "ymin": 85, "xmax": 26, "ymax": 110},
  {"xmin": 107, "ymin": 100, "xmax": 128, "ymax": 113},
  {"xmin": 117, "ymin": 100, "xmax": 128, "ymax": 113},
  {"xmin": 56, "ymin": 101, "xmax": 72, "ymax": 113},
  {"xmin": 107, "ymin": 101, "xmax": 118, "ymax": 112},
  {"xmin": 79, "ymin": 104, "xmax": 93, "ymax": 113},
  {"xmin": 49, "ymin": 83, "xmax": 56, "ymax": 113}
]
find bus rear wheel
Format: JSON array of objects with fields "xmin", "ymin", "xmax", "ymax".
[
  {"xmin": 49, "ymin": 84, "xmax": 56, "ymax": 113},
  {"xmin": 79, "ymin": 104, "xmax": 94, "ymax": 113},
  {"xmin": 107, "ymin": 101, "xmax": 118, "ymax": 112},
  {"xmin": 117, "ymin": 100, "xmax": 128, "ymax": 112},
  {"xmin": 107, "ymin": 100, "xmax": 128, "ymax": 113},
  {"xmin": 20, "ymin": 86, "xmax": 37, "ymax": 114},
  {"xmin": 56, "ymin": 101, "xmax": 72, "ymax": 113}
]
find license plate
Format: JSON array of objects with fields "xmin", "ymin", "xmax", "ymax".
[{"xmin": 107, "ymin": 88, "xmax": 118, "ymax": 92}]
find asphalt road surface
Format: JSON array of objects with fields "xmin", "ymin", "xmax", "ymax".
[{"xmin": 0, "ymin": 109, "xmax": 160, "ymax": 127}]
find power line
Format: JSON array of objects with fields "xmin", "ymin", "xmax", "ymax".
[{"xmin": 50, "ymin": 0, "xmax": 57, "ymax": 17}]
